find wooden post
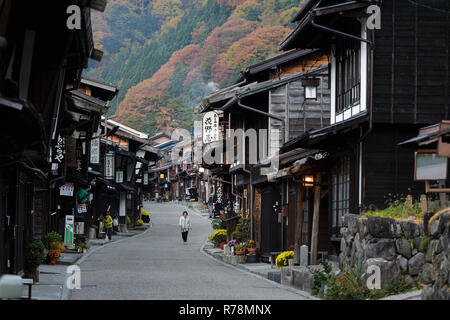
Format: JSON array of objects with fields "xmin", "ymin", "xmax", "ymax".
[
  {"xmin": 420, "ymin": 194, "xmax": 427, "ymax": 213},
  {"xmin": 310, "ymin": 173, "xmax": 321, "ymax": 265},
  {"xmin": 294, "ymin": 187, "xmax": 305, "ymax": 264}
]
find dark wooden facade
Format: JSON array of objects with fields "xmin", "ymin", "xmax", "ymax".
[{"xmin": 279, "ymin": 0, "xmax": 450, "ymax": 259}]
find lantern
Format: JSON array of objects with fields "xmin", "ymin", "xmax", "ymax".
[{"xmin": 302, "ymin": 175, "xmax": 314, "ymax": 188}]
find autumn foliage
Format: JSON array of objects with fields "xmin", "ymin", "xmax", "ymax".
[{"xmin": 88, "ymin": 0, "xmax": 303, "ymax": 134}]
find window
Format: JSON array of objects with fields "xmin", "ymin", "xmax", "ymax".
[
  {"xmin": 331, "ymin": 156, "xmax": 350, "ymax": 235},
  {"xmin": 336, "ymin": 41, "xmax": 360, "ymax": 112}
]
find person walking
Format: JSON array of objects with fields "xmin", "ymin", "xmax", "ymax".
[
  {"xmin": 178, "ymin": 211, "xmax": 191, "ymax": 244},
  {"xmin": 103, "ymin": 210, "xmax": 114, "ymax": 241}
]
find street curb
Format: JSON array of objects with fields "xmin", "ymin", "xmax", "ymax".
[
  {"xmin": 61, "ymin": 224, "xmax": 152, "ymax": 300},
  {"xmin": 199, "ymin": 241, "xmax": 320, "ymax": 300},
  {"xmin": 378, "ymin": 290, "xmax": 423, "ymax": 300}
]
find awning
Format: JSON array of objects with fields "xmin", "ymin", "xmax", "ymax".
[
  {"xmin": 117, "ymin": 183, "xmax": 135, "ymax": 193},
  {"xmin": 398, "ymin": 125, "xmax": 450, "ymax": 148},
  {"xmin": 66, "ymin": 90, "xmax": 108, "ymax": 114},
  {"xmin": 281, "ymin": 111, "xmax": 369, "ymax": 151},
  {"xmin": 0, "ymin": 96, "xmax": 46, "ymax": 154}
]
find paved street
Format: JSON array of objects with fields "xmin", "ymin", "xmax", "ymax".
[{"xmin": 71, "ymin": 202, "xmax": 308, "ymax": 300}]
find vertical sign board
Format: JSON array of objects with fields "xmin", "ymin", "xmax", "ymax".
[
  {"xmin": 143, "ymin": 172, "xmax": 148, "ymax": 185},
  {"xmin": 202, "ymin": 111, "xmax": 220, "ymax": 144},
  {"xmin": 90, "ymin": 138, "xmax": 100, "ymax": 164},
  {"xmin": 116, "ymin": 170, "xmax": 124, "ymax": 183},
  {"xmin": 64, "ymin": 215, "xmax": 75, "ymax": 248},
  {"xmin": 105, "ymin": 152, "xmax": 115, "ymax": 180},
  {"xmin": 60, "ymin": 183, "xmax": 74, "ymax": 196}
]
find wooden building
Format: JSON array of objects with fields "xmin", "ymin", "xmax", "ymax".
[
  {"xmin": 0, "ymin": 0, "xmax": 105, "ymax": 275},
  {"xmin": 278, "ymin": 0, "xmax": 450, "ymax": 262},
  {"xmin": 200, "ymin": 48, "xmax": 330, "ymax": 260}
]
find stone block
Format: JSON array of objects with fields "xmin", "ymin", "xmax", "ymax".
[
  {"xmin": 281, "ymin": 268, "xmax": 293, "ymax": 286},
  {"xmin": 362, "ymin": 258, "xmax": 401, "ymax": 290},
  {"xmin": 292, "ymin": 267, "xmax": 314, "ymax": 293},
  {"xmin": 366, "ymin": 239, "xmax": 396, "ymax": 261},
  {"xmin": 409, "ymin": 252, "xmax": 425, "ymax": 276},
  {"xmin": 300, "ymin": 245, "xmax": 308, "ymax": 267},
  {"xmin": 396, "ymin": 238, "xmax": 412, "ymax": 258},
  {"xmin": 268, "ymin": 271, "xmax": 281, "ymax": 283},
  {"xmin": 399, "ymin": 256, "xmax": 408, "ymax": 273},
  {"xmin": 421, "ymin": 263, "xmax": 437, "ymax": 284},
  {"xmin": 367, "ymin": 216, "xmax": 397, "ymax": 238},
  {"xmin": 400, "ymin": 220, "xmax": 420, "ymax": 238}
]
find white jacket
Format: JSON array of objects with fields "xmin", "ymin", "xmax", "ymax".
[{"xmin": 179, "ymin": 216, "xmax": 191, "ymax": 231}]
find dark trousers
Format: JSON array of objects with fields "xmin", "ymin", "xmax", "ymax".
[
  {"xmin": 106, "ymin": 227, "xmax": 113, "ymax": 240},
  {"xmin": 181, "ymin": 231, "xmax": 188, "ymax": 242}
]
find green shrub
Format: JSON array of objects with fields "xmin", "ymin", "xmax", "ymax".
[
  {"xmin": 43, "ymin": 232, "xmax": 62, "ymax": 249},
  {"xmin": 24, "ymin": 240, "xmax": 45, "ymax": 272},
  {"xmin": 364, "ymin": 200, "xmax": 423, "ymax": 219},
  {"xmin": 231, "ymin": 217, "xmax": 250, "ymax": 242},
  {"xmin": 211, "ymin": 217, "xmax": 226, "ymax": 230},
  {"xmin": 313, "ymin": 262, "xmax": 419, "ymax": 300}
]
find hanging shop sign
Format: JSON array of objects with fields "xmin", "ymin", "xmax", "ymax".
[
  {"xmin": 60, "ymin": 183, "xmax": 74, "ymax": 196},
  {"xmin": 116, "ymin": 170, "xmax": 124, "ymax": 183},
  {"xmin": 202, "ymin": 111, "xmax": 220, "ymax": 144},
  {"xmin": 104, "ymin": 152, "xmax": 115, "ymax": 180},
  {"xmin": 51, "ymin": 134, "xmax": 66, "ymax": 175},
  {"xmin": 64, "ymin": 215, "xmax": 75, "ymax": 249},
  {"xmin": 53, "ymin": 134, "xmax": 66, "ymax": 163},
  {"xmin": 143, "ymin": 172, "xmax": 149, "ymax": 185},
  {"xmin": 90, "ymin": 138, "xmax": 100, "ymax": 164},
  {"xmin": 77, "ymin": 203, "xmax": 87, "ymax": 214}
]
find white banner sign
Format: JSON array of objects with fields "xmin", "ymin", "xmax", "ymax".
[
  {"xmin": 202, "ymin": 111, "xmax": 220, "ymax": 144},
  {"xmin": 60, "ymin": 183, "xmax": 74, "ymax": 196},
  {"xmin": 116, "ymin": 170, "xmax": 124, "ymax": 183},
  {"xmin": 90, "ymin": 138, "xmax": 100, "ymax": 164},
  {"xmin": 105, "ymin": 152, "xmax": 115, "ymax": 179},
  {"xmin": 143, "ymin": 172, "xmax": 148, "ymax": 185}
]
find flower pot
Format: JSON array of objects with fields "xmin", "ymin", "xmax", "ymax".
[
  {"xmin": 50, "ymin": 259, "xmax": 56, "ymax": 265},
  {"xmin": 247, "ymin": 247, "xmax": 257, "ymax": 254},
  {"xmin": 236, "ymin": 251, "xmax": 245, "ymax": 256},
  {"xmin": 288, "ymin": 258, "xmax": 294, "ymax": 267},
  {"xmin": 219, "ymin": 242, "xmax": 227, "ymax": 250}
]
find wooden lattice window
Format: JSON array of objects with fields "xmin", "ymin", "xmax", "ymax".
[
  {"xmin": 331, "ymin": 156, "xmax": 351, "ymax": 235},
  {"xmin": 336, "ymin": 41, "xmax": 361, "ymax": 112}
]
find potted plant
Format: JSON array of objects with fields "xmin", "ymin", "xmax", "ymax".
[
  {"xmin": 231, "ymin": 217, "xmax": 250, "ymax": 242},
  {"xmin": 235, "ymin": 243, "xmax": 245, "ymax": 256},
  {"xmin": 43, "ymin": 232, "xmax": 63, "ymax": 264},
  {"xmin": 43, "ymin": 232, "xmax": 63, "ymax": 250},
  {"xmin": 275, "ymin": 251, "xmax": 295, "ymax": 269},
  {"xmin": 209, "ymin": 229, "xmax": 227, "ymax": 249},
  {"xmin": 47, "ymin": 249, "xmax": 61, "ymax": 265},
  {"xmin": 76, "ymin": 242, "xmax": 89, "ymax": 253},
  {"xmin": 24, "ymin": 240, "xmax": 45, "ymax": 282},
  {"xmin": 227, "ymin": 239, "xmax": 237, "ymax": 248},
  {"xmin": 246, "ymin": 240, "xmax": 257, "ymax": 254}
]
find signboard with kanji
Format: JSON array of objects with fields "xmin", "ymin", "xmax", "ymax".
[
  {"xmin": 64, "ymin": 215, "xmax": 75, "ymax": 248},
  {"xmin": 105, "ymin": 152, "xmax": 115, "ymax": 179},
  {"xmin": 202, "ymin": 111, "xmax": 220, "ymax": 144},
  {"xmin": 60, "ymin": 183, "xmax": 74, "ymax": 196},
  {"xmin": 90, "ymin": 138, "xmax": 100, "ymax": 164}
]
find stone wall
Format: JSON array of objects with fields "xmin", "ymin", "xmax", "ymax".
[
  {"xmin": 340, "ymin": 212, "xmax": 449, "ymax": 299},
  {"xmin": 421, "ymin": 209, "xmax": 449, "ymax": 300}
]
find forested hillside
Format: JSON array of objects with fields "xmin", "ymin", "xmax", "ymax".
[{"xmin": 85, "ymin": 0, "xmax": 306, "ymax": 134}]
